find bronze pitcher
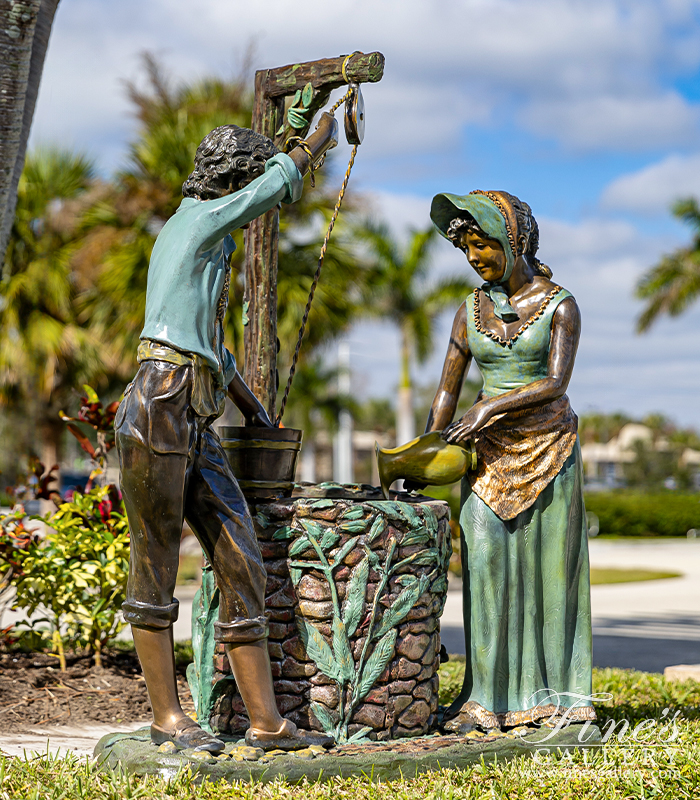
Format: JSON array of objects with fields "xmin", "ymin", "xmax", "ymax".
[{"xmin": 376, "ymin": 431, "xmax": 477, "ymax": 499}]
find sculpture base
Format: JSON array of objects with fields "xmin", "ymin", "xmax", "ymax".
[{"xmin": 94, "ymin": 724, "xmax": 602, "ymax": 783}]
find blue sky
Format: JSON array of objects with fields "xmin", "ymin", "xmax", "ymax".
[{"xmin": 29, "ymin": 0, "xmax": 700, "ymax": 426}]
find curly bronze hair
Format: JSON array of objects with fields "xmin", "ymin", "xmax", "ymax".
[
  {"xmin": 182, "ymin": 125, "xmax": 278, "ymax": 201},
  {"xmin": 446, "ymin": 194, "xmax": 552, "ymax": 278}
]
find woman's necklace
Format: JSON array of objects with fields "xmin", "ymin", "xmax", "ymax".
[{"xmin": 473, "ymin": 284, "xmax": 562, "ymax": 347}]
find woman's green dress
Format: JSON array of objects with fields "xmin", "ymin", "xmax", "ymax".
[{"xmin": 449, "ymin": 285, "xmax": 595, "ymax": 729}]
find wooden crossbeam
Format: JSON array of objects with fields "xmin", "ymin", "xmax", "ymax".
[{"xmin": 242, "ymin": 52, "xmax": 385, "ymax": 416}]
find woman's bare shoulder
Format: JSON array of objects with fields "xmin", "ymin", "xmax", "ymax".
[
  {"xmin": 447, "ymin": 300, "xmax": 470, "ymax": 350},
  {"xmin": 552, "ymin": 294, "xmax": 581, "ymax": 330}
]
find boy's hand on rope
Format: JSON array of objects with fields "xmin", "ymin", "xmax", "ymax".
[{"xmin": 288, "ymin": 113, "xmax": 339, "ymax": 176}]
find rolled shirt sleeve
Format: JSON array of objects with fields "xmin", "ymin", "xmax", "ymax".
[{"xmin": 265, "ymin": 152, "xmax": 304, "ymax": 204}]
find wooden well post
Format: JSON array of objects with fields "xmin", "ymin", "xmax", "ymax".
[{"xmin": 242, "ymin": 52, "xmax": 385, "ymax": 416}]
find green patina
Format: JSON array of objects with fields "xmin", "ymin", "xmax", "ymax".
[
  {"xmin": 288, "ymin": 500, "xmax": 448, "ymax": 744},
  {"xmin": 186, "ymin": 565, "xmax": 235, "ymax": 731},
  {"xmin": 466, "ymin": 288, "xmax": 572, "ymax": 392},
  {"xmin": 94, "ymin": 724, "xmax": 602, "ymax": 783}
]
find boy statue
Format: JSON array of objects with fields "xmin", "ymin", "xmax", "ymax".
[{"xmin": 114, "ymin": 114, "xmax": 338, "ymax": 753}]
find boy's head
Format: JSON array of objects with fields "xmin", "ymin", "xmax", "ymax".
[{"xmin": 182, "ymin": 125, "xmax": 278, "ymax": 201}]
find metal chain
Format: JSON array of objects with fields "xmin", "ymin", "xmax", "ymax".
[{"xmin": 276, "ymin": 142, "xmax": 359, "ymax": 426}]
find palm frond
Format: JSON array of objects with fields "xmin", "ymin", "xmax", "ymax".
[
  {"xmin": 635, "ymin": 250, "xmax": 700, "ymax": 332},
  {"xmin": 635, "ymin": 197, "xmax": 700, "ymax": 331}
]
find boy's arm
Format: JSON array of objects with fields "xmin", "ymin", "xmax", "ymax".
[
  {"xmin": 196, "ymin": 156, "xmax": 301, "ymax": 250},
  {"xmin": 194, "ymin": 114, "xmax": 339, "ymax": 249},
  {"xmin": 227, "ymin": 369, "xmax": 273, "ymax": 427}
]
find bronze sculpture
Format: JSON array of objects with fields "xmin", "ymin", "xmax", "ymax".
[
  {"xmin": 115, "ymin": 115, "xmax": 338, "ymax": 753},
  {"xmin": 376, "ymin": 432, "xmax": 476, "ymax": 499},
  {"xmin": 418, "ymin": 190, "xmax": 595, "ymax": 730}
]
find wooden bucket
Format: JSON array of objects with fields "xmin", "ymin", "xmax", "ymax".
[{"xmin": 220, "ymin": 426, "xmax": 302, "ymax": 499}]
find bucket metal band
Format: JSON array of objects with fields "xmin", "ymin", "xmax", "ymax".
[{"xmin": 222, "ymin": 440, "xmax": 302, "ymax": 452}]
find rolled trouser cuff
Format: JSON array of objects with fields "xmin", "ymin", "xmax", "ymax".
[
  {"xmin": 214, "ymin": 616, "xmax": 269, "ymax": 643},
  {"xmin": 122, "ymin": 599, "xmax": 179, "ymax": 629}
]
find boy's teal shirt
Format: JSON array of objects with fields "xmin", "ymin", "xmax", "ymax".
[{"xmin": 140, "ymin": 153, "xmax": 303, "ymax": 386}]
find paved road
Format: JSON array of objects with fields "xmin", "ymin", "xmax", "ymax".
[
  {"xmin": 164, "ymin": 538, "xmax": 700, "ymax": 672},
  {"xmin": 440, "ymin": 538, "xmax": 700, "ymax": 672}
]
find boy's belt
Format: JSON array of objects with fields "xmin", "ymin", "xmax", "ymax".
[{"xmin": 137, "ymin": 340, "xmax": 225, "ymax": 418}]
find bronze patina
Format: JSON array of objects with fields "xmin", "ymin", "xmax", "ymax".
[
  {"xmin": 376, "ymin": 431, "xmax": 476, "ymax": 499},
  {"xmin": 413, "ymin": 190, "xmax": 594, "ymax": 732},
  {"xmin": 116, "ymin": 116, "xmax": 339, "ymax": 755}
]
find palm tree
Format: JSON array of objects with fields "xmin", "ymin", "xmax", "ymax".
[
  {"xmin": 358, "ymin": 221, "xmax": 473, "ymax": 445},
  {"xmin": 0, "ymin": 0, "xmax": 60, "ymax": 262},
  {"xmin": 636, "ymin": 198, "xmax": 700, "ymax": 331},
  {"xmin": 0, "ymin": 148, "xmax": 109, "ymax": 469}
]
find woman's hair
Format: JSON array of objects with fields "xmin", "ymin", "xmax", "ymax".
[
  {"xmin": 182, "ymin": 125, "xmax": 279, "ymax": 200},
  {"xmin": 445, "ymin": 215, "xmax": 484, "ymax": 243},
  {"xmin": 446, "ymin": 194, "xmax": 552, "ymax": 278}
]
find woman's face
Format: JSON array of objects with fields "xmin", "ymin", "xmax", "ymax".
[{"xmin": 457, "ymin": 230, "xmax": 507, "ymax": 283}]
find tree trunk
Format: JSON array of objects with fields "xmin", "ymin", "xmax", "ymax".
[
  {"xmin": 396, "ymin": 326, "xmax": 415, "ymax": 446},
  {"xmin": 0, "ymin": 0, "xmax": 59, "ymax": 261},
  {"xmin": 39, "ymin": 417, "xmax": 62, "ymax": 514}
]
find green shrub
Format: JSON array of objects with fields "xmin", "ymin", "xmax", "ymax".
[
  {"xmin": 585, "ymin": 491, "xmax": 700, "ymax": 537},
  {"xmin": 10, "ymin": 485, "xmax": 130, "ymax": 669}
]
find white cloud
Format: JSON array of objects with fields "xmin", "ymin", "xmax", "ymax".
[
  {"xmin": 601, "ymin": 153, "xmax": 700, "ymax": 214},
  {"xmin": 364, "ymin": 191, "xmax": 432, "ymax": 237},
  {"xmin": 28, "ymin": 0, "xmax": 700, "ymax": 172},
  {"xmin": 521, "ymin": 92, "xmax": 700, "ymax": 152}
]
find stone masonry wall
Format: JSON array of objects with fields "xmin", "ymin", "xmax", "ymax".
[{"xmin": 209, "ymin": 493, "xmax": 451, "ymax": 741}]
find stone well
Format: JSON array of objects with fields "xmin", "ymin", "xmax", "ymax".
[{"xmin": 188, "ymin": 486, "xmax": 452, "ymax": 742}]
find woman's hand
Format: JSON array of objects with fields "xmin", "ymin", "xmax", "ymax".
[{"xmin": 442, "ymin": 401, "xmax": 493, "ymax": 445}]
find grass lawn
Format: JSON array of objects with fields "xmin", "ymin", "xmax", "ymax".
[
  {"xmin": 2, "ymin": 661, "xmax": 699, "ymax": 798},
  {"xmin": 590, "ymin": 567, "xmax": 682, "ymax": 584}
]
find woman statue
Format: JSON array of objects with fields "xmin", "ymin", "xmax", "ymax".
[{"xmin": 425, "ymin": 190, "xmax": 595, "ymax": 730}]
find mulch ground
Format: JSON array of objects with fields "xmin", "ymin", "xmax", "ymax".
[{"xmin": 0, "ymin": 649, "xmax": 193, "ymax": 730}]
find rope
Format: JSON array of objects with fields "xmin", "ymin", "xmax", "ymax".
[
  {"xmin": 330, "ymin": 85, "xmax": 353, "ymax": 115},
  {"xmin": 341, "ymin": 51, "xmax": 362, "ymax": 84},
  {"xmin": 275, "ymin": 142, "xmax": 359, "ymax": 426},
  {"xmin": 285, "ymin": 137, "xmax": 318, "ymax": 187}
]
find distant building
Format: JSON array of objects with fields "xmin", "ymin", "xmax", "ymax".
[{"xmin": 580, "ymin": 423, "xmax": 700, "ymax": 489}]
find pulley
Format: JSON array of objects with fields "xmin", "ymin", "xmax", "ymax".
[{"xmin": 344, "ymin": 84, "xmax": 365, "ymax": 145}]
